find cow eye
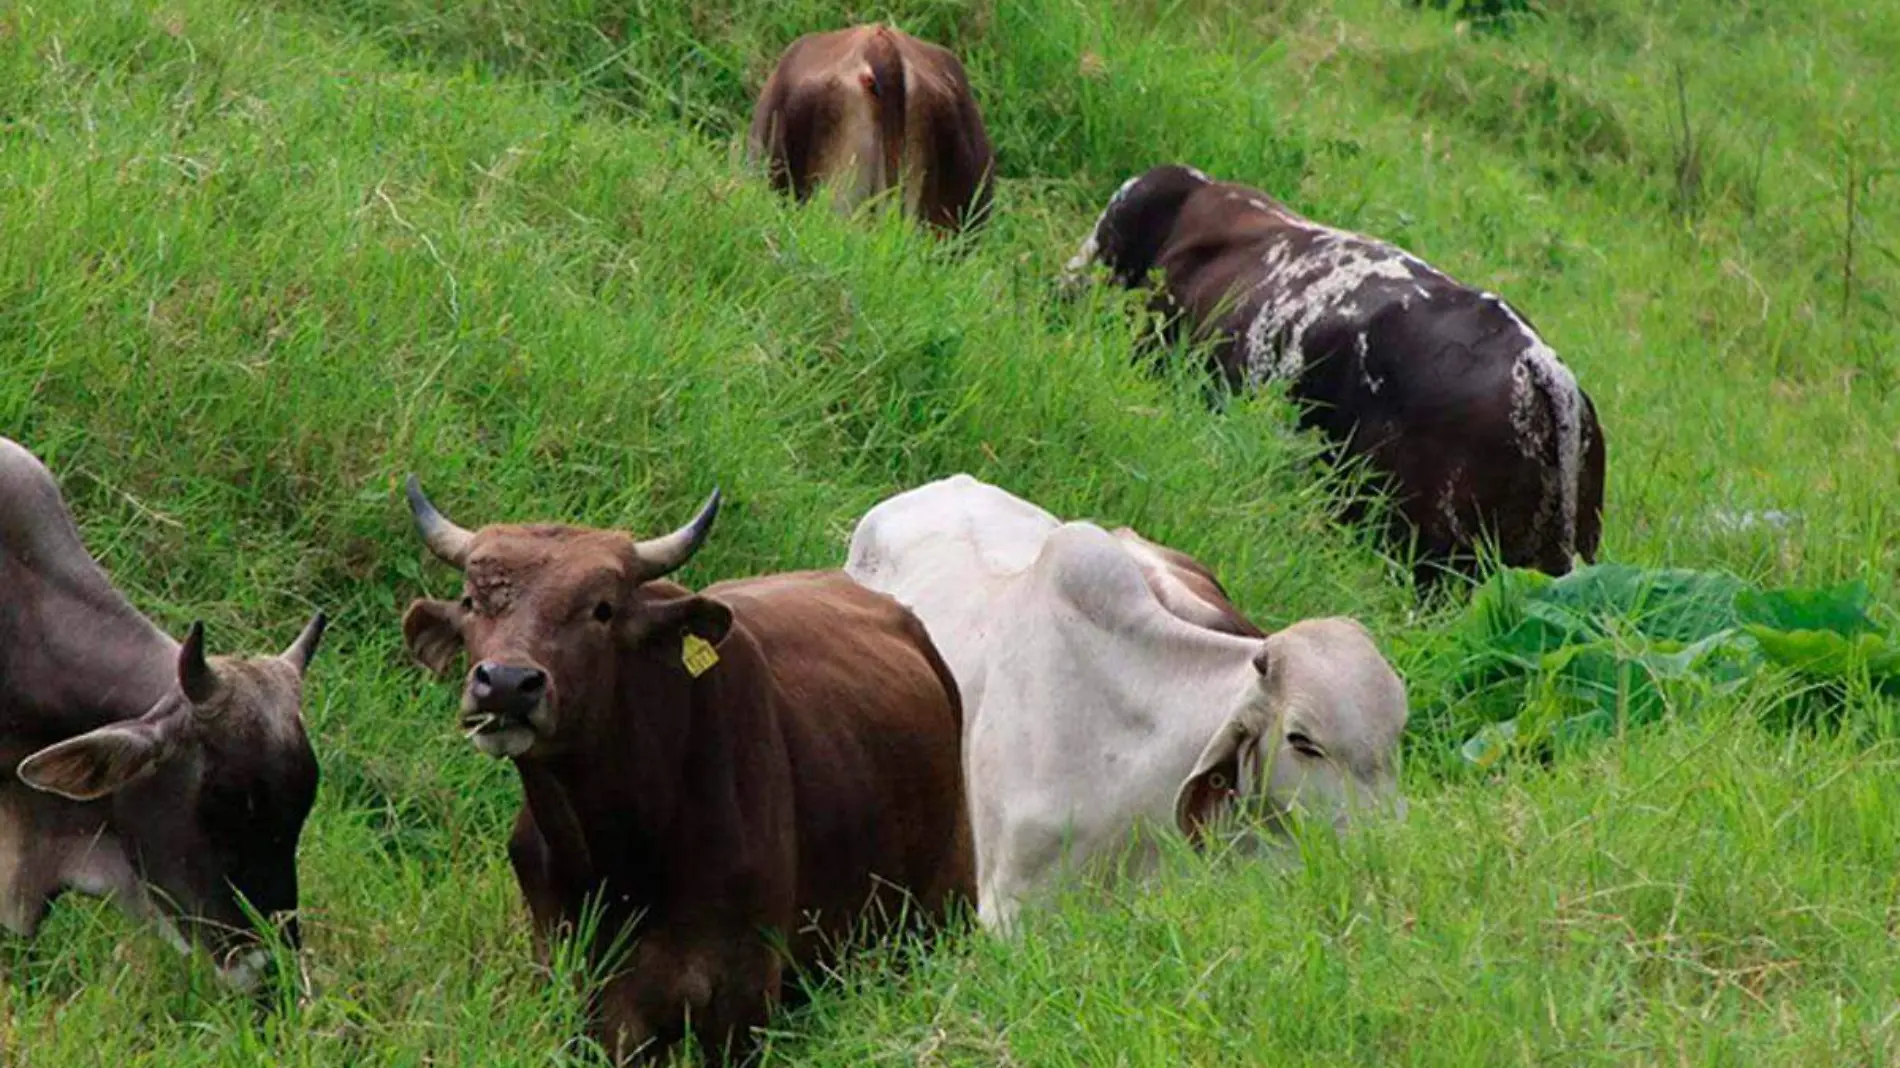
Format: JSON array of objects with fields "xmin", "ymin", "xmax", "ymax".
[
  {"xmin": 1287, "ymin": 732, "xmax": 1326, "ymax": 759},
  {"xmin": 459, "ymin": 595, "xmax": 473, "ymax": 612},
  {"xmin": 593, "ymin": 601, "xmax": 615, "ymax": 623}
]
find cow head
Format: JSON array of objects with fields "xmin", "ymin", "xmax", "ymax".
[
  {"xmin": 15, "ymin": 614, "xmax": 326, "ymax": 990},
  {"xmin": 400, "ymin": 477, "xmax": 727, "ymax": 760},
  {"xmin": 1173, "ymin": 618, "xmax": 1408, "ymax": 845},
  {"xmin": 1061, "ymin": 164, "xmax": 1210, "ymax": 293}
]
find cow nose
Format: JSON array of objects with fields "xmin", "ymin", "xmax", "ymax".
[{"xmin": 470, "ymin": 661, "xmax": 548, "ymax": 713}]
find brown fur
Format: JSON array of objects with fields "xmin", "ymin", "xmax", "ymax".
[
  {"xmin": 403, "ymin": 519, "xmax": 971, "ymax": 1065},
  {"xmin": 748, "ymin": 24, "xmax": 994, "ymax": 233}
]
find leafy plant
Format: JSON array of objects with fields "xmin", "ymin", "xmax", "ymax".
[{"xmin": 1412, "ymin": 564, "xmax": 1900, "ymax": 767}]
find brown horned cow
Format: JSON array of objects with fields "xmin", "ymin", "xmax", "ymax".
[
  {"xmin": 0, "ymin": 437, "xmax": 326, "ymax": 991},
  {"xmin": 399, "ymin": 477, "xmax": 972, "ymax": 1064},
  {"xmin": 748, "ymin": 24, "xmax": 994, "ymax": 233}
]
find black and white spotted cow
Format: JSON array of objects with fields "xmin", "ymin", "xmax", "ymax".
[{"xmin": 1064, "ymin": 164, "xmax": 1606, "ymax": 582}]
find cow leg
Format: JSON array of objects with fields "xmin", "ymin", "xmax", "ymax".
[
  {"xmin": 976, "ymin": 808, "xmax": 1071, "ymax": 934},
  {"xmin": 505, "ymin": 806, "xmax": 565, "ymax": 966},
  {"xmin": 593, "ymin": 934, "xmax": 780, "ymax": 1066}
]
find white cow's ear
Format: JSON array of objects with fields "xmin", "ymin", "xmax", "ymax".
[{"xmin": 1173, "ymin": 718, "xmax": 1253, "ymax": 845}]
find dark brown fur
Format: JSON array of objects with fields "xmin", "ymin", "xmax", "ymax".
[
  {"xmin": 403, "ymin": 514, "xmax": 971, "ymax": 1065},
  {"xmin": 748, "ymin": 24, "xmax": 994, "ymax": 233},
  {"xmin": 1072, "ymin": 165, "xmax": 1607, "ymax": 584},
  {"xmin": 0, "ymin": 437, "xmax": 323, "ymax": 979}
]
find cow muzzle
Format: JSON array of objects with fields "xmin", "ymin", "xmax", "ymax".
[{"xmin": 461, "ymin": 660, "xmax": 548, "ymax": 758}]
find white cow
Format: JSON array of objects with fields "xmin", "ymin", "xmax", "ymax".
[{"xmin": 845, "ymin": 474, "xmax": 1408, "ymax": 930}]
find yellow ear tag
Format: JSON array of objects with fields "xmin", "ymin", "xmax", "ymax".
[{"xmin": 681, "ymin": 634, "xmax": 719, "ymax": 677}]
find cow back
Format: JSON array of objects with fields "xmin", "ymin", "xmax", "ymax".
[{"xmin": 704, "ymin": 570, "xmax": 972, "ymax": 949}]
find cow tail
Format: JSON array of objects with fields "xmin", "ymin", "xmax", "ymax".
[
  {"xmin": 862, "ymin": 27, "xmax": 907, "ymax": 193},
  {"xmin": 1528, "ymin": 351, "xmax": 1584, "ymax": 570}
]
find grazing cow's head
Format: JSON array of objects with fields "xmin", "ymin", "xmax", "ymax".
[
  {"xmin": 400, "ymin": 478, "xmax": 728, "ymax": 760},
  {"xmin": 1173, "ymin": 617, "xmax": 1407, "ymax": 843},
  {"xmin": 16, "ymin": 615, "xmax": 326, "ymax": 989},
  {"xmin": 1062, "ymin": 164, "xmax": 1210, "ymax": 292}
]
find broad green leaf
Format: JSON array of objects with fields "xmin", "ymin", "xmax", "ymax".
[
  {"xmin": 1743, "ymin": 626, "xmax": 1900, "ymax": 686},
  {"xmin": 1735, "ymin": 581, "xmax": 1879, "ymax": 637}
]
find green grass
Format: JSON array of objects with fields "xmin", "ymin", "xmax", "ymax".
[{"xmin": 1, "ymin": 0, "xmax": 1896, "ymax": 1063}]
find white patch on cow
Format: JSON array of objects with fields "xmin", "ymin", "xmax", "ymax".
[
  {"xmin": 1241, "ymin": 233, "xmax": 1420, "ymax": 386},
  {"xmin": 1356, "ymin": 333, "xmax": 1381, "ymax": 393},
  {"xmin": 1482, "ymin": 292, "xmax": 1583, "ymax": 555},
  {"xmin": 1185, "ymin": 166, "xmax": 1210, "ymax": 183},
  {"xmin": 1508, "ymin": 360, "xmax": 1539, "ymax": 458},
  {"xmin": 1060, "ymin": 233, "xmax": 1100, "ymax": 282},
  {"xmin": 1062, "ymin": 174, "xmax": 1144, "ymax": 281},
  {"xmin": 1436, "ymin": 463, "xmax": 1467, "ymax": 541}
]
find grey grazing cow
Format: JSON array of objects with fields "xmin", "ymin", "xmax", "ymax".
[
  {"xmin": 0, "ymin": 438, "xmax": 325, "ymax": 991},
  {"xmin": 1065, "ymin": 164, "xmax": 1607, "ymax": 583}
]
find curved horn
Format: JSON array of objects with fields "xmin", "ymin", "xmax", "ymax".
[
  {"xmin": 179, "ymin": 620, "xmax": 221, "ymax": 705},
  {"xmin": 406, "ymin": 474, "xmax": 474, "ymax": 568},
  {"xmin": 633, "ymin": 488, "xmax": 722, "ymax": 583},
  {"xmin": 281, "ymin": 611, "xmax": 328, "ymax": 675}
]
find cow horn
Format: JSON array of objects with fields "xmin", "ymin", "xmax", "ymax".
[
  {"xmin": 633, "ymin": 488, "xmax": 721, "ymax": 583},
  {"xmin": 406, "ymin": 474, "xmax": 474, "ymax": 568},
  {"xmin": 179, "ymin": 620, "xmax": 221, "ymax": 705},
  {"xmin": 281, "ymin": 611, "xmax": 328, "ymax": 675}
]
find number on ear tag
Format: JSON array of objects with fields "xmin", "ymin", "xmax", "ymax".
[{"xmin": 681, "ymin": 634, "xmax": 719, "ymax": 677}]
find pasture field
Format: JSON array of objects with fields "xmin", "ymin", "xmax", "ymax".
[{"xmin": 2, "ymin": 0, "xmax": 1896, "ymax": 1063}]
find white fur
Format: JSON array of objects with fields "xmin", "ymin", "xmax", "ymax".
[
  {"xmin": 1484, "ymin": 292, "xmax": 1584, "ymax": 553},
  {"xmin": 1062, "ymin": 174, "xmax": 1145, "ymax": 282},
  {"xmin": 845, "ymin": 475, "xmax": 1407, "ymax": 931},
  {"xmin": 1241, "ymin": 231, "xmax": 1423, "ymax": 387}
]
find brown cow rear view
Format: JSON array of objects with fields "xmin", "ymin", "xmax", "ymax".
[
  {"xmin": 749, "ymin": 24, "xmax": 993, "ymax": 232},
  {"xmin": 399, "ymin": 478, "xmax": 972, "ymax": 1064}
]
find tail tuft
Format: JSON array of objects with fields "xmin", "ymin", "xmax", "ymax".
[{"xmin": 863, "ymin": 27, "xmax": 907, "ymax": 193}]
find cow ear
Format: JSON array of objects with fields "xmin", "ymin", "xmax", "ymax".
[
  {"xmin": 1251, "ymin": 641, "xmax": 1274, "ymax": 681},
  {"xmin": 635, "ymin": 594, "xmax": 733, "ymax": 648},
  {"xmin": 1173, "ymin": 719, "xmax": 1252, "ymax": 845},
  {"xmin": 402, "ymin": 599, "xmax": 465, "ymax": 677},
  {"xmin": 18, "ymin": 719, "xmax": 176, "ymax": 802}
]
